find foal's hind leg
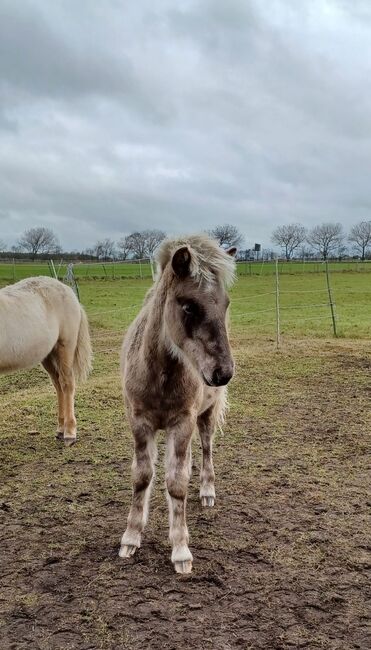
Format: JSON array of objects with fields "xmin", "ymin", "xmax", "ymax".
[
  {"xmin": 42, "ymin": 353, "xmax": 65, "ymax": 439},
  {"xmin": 197, "ymin": 405, "xmax": 217, "ymax": 507},
  {"xmin": 119, "ymin": 421, "xmax": 157, "ymax": 559}
]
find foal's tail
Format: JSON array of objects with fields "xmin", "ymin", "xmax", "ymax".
[{"xmin": 74, "ymin": 306, "xmax": 93, "ymax": 382}]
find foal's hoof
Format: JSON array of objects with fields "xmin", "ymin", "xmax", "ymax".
[
  {"xmin": 201, "ymin": 496, "xmax": 215, "ymax": 507},
  {"xmin": 55, "ymin": 431, "xmax": 64, "ymax": 441},
  {"xmin": 64, "ymin": 436, "xmax": 77, "ymax": 447},
  {"xmin": 119, "ymin": 544, "xmax": 138, "ymax": 559},
  {"xmin": 174, "ymin": 560, "xmax": 193, "ymax": 574}
]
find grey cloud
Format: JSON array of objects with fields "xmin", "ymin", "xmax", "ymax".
[{"xmin": 0, "ymin": 0, "xmax": 371, "ymax": 250}]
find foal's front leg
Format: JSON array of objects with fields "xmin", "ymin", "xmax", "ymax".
[
  {"xmin": 166, "ymin": 417, "xmax": 194, "ymax": 574},
  {"xmin": 197, "ymin": 405, "xmax": 217, "ymax": 507},
  {"xmin": 119, "ymin": 421, "xmax": 157, "ymax": 559}
]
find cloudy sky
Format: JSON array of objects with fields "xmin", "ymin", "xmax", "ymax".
[{"xmin": 1, "ymin": 0, "xmax": 371, "ymax": 251}]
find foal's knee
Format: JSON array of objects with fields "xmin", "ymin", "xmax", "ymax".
[
  {"xmin": 166, "ymin": 471, "xmax": 188, "ymax": 500},
  {"xmin": 133, "ymin": 462, "xmax": 153, "ymax": 493}
]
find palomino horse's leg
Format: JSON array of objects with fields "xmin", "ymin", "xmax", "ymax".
[
  {"xmin": 197, "ymin": 405, "xmax": 216, "ymax": 507},
  {"xmin": 165, "ymin": 418, "xmax": 194, "ymax": 574},
  {"xmin": 119, "ymin": 422, "xmax": 157, "ymax": 559},
  {"xmin": 42, "ymin": 353, "xmax": 65, "ymax": 439},
  {"xmin": 55, "ymin": 341, "xmax": 77, "ymax": 447}
]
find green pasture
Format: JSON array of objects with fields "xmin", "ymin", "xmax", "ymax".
[
  {"xmin": 78, "ymin": 272, "xmax": 370, "ymax": 341},
  {"xmin": 0, "ymin": 259, "xmax": 370, "ymax": 282},
  {"xmin": 0, "ymin": 266, "xmax": 369, "ymax": 340},
  {"xmin": 0, "ymin": 260, "xmax": 153, "ymax": 281}
]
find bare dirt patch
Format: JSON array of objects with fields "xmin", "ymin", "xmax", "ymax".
[{"xmin": 0, "ymin": 338, "xmax": 370, "ymax": 649}]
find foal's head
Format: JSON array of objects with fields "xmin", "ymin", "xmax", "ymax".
[{"xmin": 157, "ymin": 235, "xmax": 236, "ymax": 387}]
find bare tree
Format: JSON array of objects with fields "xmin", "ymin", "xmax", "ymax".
[
  {"xmin": 0, "ymin": 239, "xmax": 6, "ymax": 252},
  {"xmin": 307, "ymin": 223, "xmax": 344, "ymax": 260},
  {"xmin": 142, "ymin": 229, "xmax": 166, "ymax": 256},
  {"xmin": 125, "ymin": 232, "xmax": 147, "ymax": 259},
  {"xmin": 93, "ymin": 238, "xmax": 115, "ymax": 260},
  {"xmin": 18, "ymin": 227, "xmax": 60, "ymax": 260},
  {"xmin": 209, "ymin": 224, "xmax": 244, "ymax": 248},
  {"xmin": 271, "ymin": 224, "xmax": 307, "ymax": 260},
  {"xmin": 123, "ymin": 230, "xmax": 166, "ymax": 259},
  {"xmin": 348, "ymin": 221, "xmax": 371, "ymax": 260},
  {"xmin": 298, "ymin": 244, "xmax": 315, "ymax": 260},
  {"xmin": 117, "ymin": 235, "xmax": 132, "ymax": 260}
]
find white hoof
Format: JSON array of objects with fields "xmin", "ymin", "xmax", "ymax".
[
  {"xmin": 119, "ymin": 544, "xmax": 138, "ymax": 559},
  {"xmin": 201, "ymin": 496, "xmax": 215, "ymax": 507},
  {"xmin": 171, "ymin": 544, "xmax": 193, "ymax": 573},
  {"xmin": 174, "ymin": 560, "xmax": 192, "ymax": 574}
]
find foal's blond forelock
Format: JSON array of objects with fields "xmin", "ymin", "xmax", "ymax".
[{"xmin": 155, "ymin": 234, "xmax": 236, "ymax": 288}]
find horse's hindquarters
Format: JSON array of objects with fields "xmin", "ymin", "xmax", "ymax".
[{"xmin": 0, "ymin": 299, "xmax": 59, "ymax": 374}]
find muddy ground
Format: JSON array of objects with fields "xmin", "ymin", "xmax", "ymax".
[{"xmin": 0, "ymin": 337, "xmax": 370, "ymax": 649}]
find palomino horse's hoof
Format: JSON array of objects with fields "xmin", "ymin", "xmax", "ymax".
[
  {"xmin": 119, "ymin": 544, "xmax": 138, "ymax": 558},
  {"xmin": 174, "ymin": 560, "xmax": 193, "ymax": 574},
  {"xmin": 64, "ymin": 436, "xmax": 77, "ymax": 447},
  {"xmin": 55, "ymin": 431, "xmax": 64, "ymax": 441},
  {"xmin": 201, "ymin": 496, "xmax": 215, "ymax": 507}
]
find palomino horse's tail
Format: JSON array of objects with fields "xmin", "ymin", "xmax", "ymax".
[{"xmin": 73, "ymin": 306, "xmax": 93, "ymax": 382}]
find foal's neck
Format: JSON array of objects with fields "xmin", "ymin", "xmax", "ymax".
[{"xmin": 142, "ymin": 277, "xmax": 170, "ymax": 360}]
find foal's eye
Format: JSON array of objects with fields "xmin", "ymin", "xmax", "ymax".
[{"xmin": 182, "ymin": 302, "xmax": 197, "ymax": 316}]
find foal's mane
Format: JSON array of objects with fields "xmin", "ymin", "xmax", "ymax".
[{"xmin": 155, "ymin": 234, "xmax": 236, "ymax": 287}]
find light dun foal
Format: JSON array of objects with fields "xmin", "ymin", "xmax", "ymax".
[
  {"xmin": 119, "ymin": 235, "xmax": 236, "ymax": 573},
  {"xmin": 0, "ymin": 277, "xmax": 92, "ymax": 445}
]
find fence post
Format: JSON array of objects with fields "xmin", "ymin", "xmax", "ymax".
[
  {"xmin": 49, "ymin": 259, "xmax": 57, "ymax": 279},
  {"xmin": 56, "ymin": 258, "xmax": 64, "ymax": 279},
  {"xmin": 12, "ymin": 258, "xmax": 16, "ymax": 282},
  {"xmin": 275, "ymin": 259, "xmax": 280, "ymax": 349},
  {"xmin": 139, "ymin": 259, "xmax": 143, "ymax": 279},
  {"xmin": 149, "ymin": 258, "xmax": 155, "ymax": 282},
  {"xmin": 325, "ymin": 260, "xmax": 337, "ymax": 337},
  {"xmin": 65, "ymin": 263, "xmax": 80, "ymax": 302}
]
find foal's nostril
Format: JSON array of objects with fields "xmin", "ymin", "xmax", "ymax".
[{"xmin": 212, "ymin": 367, "xmax": 233, "ymax": 386}]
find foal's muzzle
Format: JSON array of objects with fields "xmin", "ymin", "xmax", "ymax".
[
  {"xmin": 203, "ymin": 365, "xmax": 234, "ymax": 387},
  {"xmin": 212, "ymin": 366, "xmax": 233, "ymax": 387}
]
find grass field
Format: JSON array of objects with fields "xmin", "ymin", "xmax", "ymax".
[
  {"xmin": 0, "ymin": 273, "xmax": 370, "ymax": 649},
  {"xmin": 80, "ymin": 272, "xmax": 371, "ymax": 340},
  {"xmin": 0, "ymin": 258, "xmax": 370, "ymax": 282}
]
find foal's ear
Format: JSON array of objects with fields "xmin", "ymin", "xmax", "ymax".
[
  {"xmin": 172, "ymin": 246, "xmax": 191, "ymax": 278},
  {"xmin": 226, "ymin": 246, "xmax": 237, "ymax": 257}
]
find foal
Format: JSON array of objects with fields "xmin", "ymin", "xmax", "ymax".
[
  {"xmin": 119, "ymin": 235, "xmax": 236, "ymax": 573},
  {"xmin": 0, "ymin": 276, "xmax": 92, "ymax": 445}
]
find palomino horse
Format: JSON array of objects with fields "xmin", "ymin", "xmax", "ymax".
[
  {"xmin": 0, "ymin": 276, "xmax": 92, "ymax": 446},
  {"xmin": 119, "ymin": 235, "xmax": 236, "ymax": 573}
]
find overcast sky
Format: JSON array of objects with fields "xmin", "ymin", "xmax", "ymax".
[{"xmin": 1, "ymin": 0, "xmax": 371, "ymax": 251}]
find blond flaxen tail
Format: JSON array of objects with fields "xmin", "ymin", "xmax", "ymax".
[{"xmin": 73, "ymin": 306, "xmax": 93, "ymax": 382}]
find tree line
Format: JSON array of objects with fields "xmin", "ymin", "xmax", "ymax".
[
  {"xmin": 0, "ymin": 221, "xmax": 370, "ymax": 261},
  {"xmin": 0, "ymin": 224, "xmax": 243, "ymax": 261},
  {"xmin": 271, "ymin": 221, "xmax": 371, "ymax": 261}
]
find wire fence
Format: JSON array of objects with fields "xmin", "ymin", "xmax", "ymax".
[
  {"xmin": 0, "ymin": 257, "xmax": 367, "ymax": 347},
  {"xmin": 0, "ymin": 258, "xmax": 155, "ymax": 282},
  {"xmin": 0, "ymin": 257, "xmax": 370, "ymax": 282},
  {"xmin": 83, "ymin": 257, "xmax": 371, "ymax": 355}
]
